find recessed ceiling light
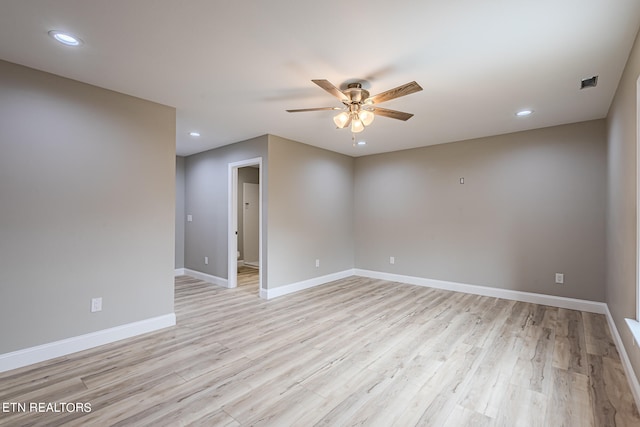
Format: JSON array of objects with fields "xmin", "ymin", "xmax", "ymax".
[
  {"xmin": 516, "ymin": 109, "xmax": 533, "ymax": 117},
  {"xmin": 189, "ymin": 132, "xmax": 201, "ymax": 137},
  {"xmin": 48, "ymin": 30, "xmax": 82, "ymax": 46}
]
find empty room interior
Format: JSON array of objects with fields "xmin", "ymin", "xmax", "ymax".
[{"xmin": 2, "ymin": 1, "xmax": 640, "ymax": 426}]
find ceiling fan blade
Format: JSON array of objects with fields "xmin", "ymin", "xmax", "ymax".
[
  {"xmin": 371, "ymin": 107, "xmax": 414, "ymax": 121},
  {"xmin": 366, "ymin": 81, "xmax": 423, "ymax": 104},
  {"xmin": 312, "ymin": 79, "xmax": 349, "ymax": 102},
  {"xmin": 286, "ymin": 107, "xmax": 343, "ymax": 113}
]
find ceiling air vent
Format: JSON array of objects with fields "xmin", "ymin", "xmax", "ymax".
[{"xmin": 580, "ymin": 75, "xmax": 598, "ymax": 89}]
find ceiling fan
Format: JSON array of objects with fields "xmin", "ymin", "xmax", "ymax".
[{"xmin": 287, "ymin": 79, "xmax": 423, "ymax": 133}]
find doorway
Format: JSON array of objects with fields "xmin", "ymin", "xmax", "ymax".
[
  {"xmin": 242, "ymin": 181, "xmax": 259, "ymax": 268},
  {"xmin": 228, "ymin": 158, "xmax": 263, "ymax": 296}
]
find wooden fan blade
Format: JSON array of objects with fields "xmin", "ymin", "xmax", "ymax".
[
  {"xmin": 312, "ymin": 79, "xmax": 349, "ymax": 102},
  {"xmin": 286, "ymin": 107, "xmax": 343, "ymax": 113},
  {"xmin": 371, "ymin": 107, "xmax": 414, "ymax": 121},
  {"xmin": 367, "ymin": 81, "xmax": 423, "ymax": 104}
]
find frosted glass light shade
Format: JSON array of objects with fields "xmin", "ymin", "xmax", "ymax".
[
  {"xmin": 351, "ymin": 118, "xmax": 365, "ymax": 133},
  {"xmin": 333, "ymin": 112, "xmax": 350, "ymax": 128},
  {"xmin": 359, "ymin": 110, "xmax": 374, "ymax": 126}
]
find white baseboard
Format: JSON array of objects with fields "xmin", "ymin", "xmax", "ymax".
[
  {"xmin": 183, "ymin": 268, "xmax": 229, "ymax": 288},
  {"xmin": 264, "ymin": 269, "xmax": 355, "ymax": 299},
  {"xmin": 174, "ymin": 268, "xmax": 185, "ymax": 276},
  {"xmin": 237, "ymin": 260, "xmax": 245, "ymax": 268},
  {"xmin": 0, "ymin": 313, "xmax": 176, "ymax": 373},
  {"xmin": 354, "ymin": 269, "xmax": 607, "ymax": 314}
]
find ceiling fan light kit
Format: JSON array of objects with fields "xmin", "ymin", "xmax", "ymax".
[
  {"xmin": 332, "ymin": 100, "xmax": 375, "ymax": 133},
  {"xmin": 287, "ymin": 79, "xmax": 423, "ymax": 135}
]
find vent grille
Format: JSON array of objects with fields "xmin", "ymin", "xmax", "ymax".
[{"xmin": 580, "ymin": 76, "xmax": 598, "ymax": 89}]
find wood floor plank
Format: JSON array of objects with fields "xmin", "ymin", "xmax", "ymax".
[
  {"xmin": 0, "ymin": 272, "xmax": 639, "ymax": 426},
  {"xmin": 510, "ymin": 326, "xmax": 555, "ymax": 395},
  {"xmin": 342, "ymin": 371, "xmax": 422, "ymax": 426},
  {"xmin": 583, "ymin": 312, "xmax": 620, "ymax": 359},
  {"xmin": 494, "ymin": 383, "xmax": 547, "ymax": 427},
  {"xmin": 556, "ymin": 308, "xmax": 589, "ymax": 374},
  {"xmin": 242, "ymin": 384, "xmax": 327, "ymax": 426},
  {"xmin": 309, "ymin": 369, "xmax": 391, "ymax": 426},
  {"xmin": 545, "ymin": 368, "xmax": 594, "ymax": 427},
  {"xmin": 456, "ymin": 333, "xmax": 519, "ymax": 417},
  {"xmin": 443, "ymin": 404, "xmax": 493, "ymax": 427},
  {"xmin": 553, "ymin": 335, "xmax": 572, "ymax": 370},
  {"xmin": 406, "ymin": 344, "xmax": 483, "ymax": 425}
]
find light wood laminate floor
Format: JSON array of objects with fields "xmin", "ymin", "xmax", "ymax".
[
  {"xmin": 1, "ymin": 274, "xmax": 639, "ymax": 426},
  {"xmin": 237, "ymin": 265, "xmax": 260, "ymax": 295}
]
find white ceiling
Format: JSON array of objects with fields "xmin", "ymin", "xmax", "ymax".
[{"xmin": 1, "ymin": 1, "xmax": 639, "ymax": 157}]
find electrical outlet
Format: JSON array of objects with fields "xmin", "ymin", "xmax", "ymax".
[
  {"xmin": 460, "ymin": 177, "xmax": 464, "ymax": 184},
  {"xmin": 91, "ymin": 297, "xmax": 102, "ymax": 313},
  {"xmin": 204, "ymin": 256, "xmax": 209, "ymax": 265},
  {"xmin": 555, "ymin": 273, "xmax": 564, "ymax": 284},
  {"xmin": 390, "ymin": 256, "xmax": 395, "ymax": 265},
  {"xmin": 315, "ymin": 259, "xmax": 320, "ymax": 268},
  {"xmin": 187, "ymin": 215, "xmax": 193, "ymax": 222}
]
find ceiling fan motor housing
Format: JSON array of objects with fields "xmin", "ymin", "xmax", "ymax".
[{"xmin": 344, "ymin": 82, "xmax": 369, "ymax": 104}]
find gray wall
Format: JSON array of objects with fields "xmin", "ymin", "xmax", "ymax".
[
  {"xmin": 355, "ymin": 120, "xmax": 607, "ymax": 302},
  {"xmin": 175, "ymin": 156, "xmax": 186, "ymax": 269},
  {"xmin": 183, "ymin": 134, "xmax": 354, "ymax": 290},
  {"xmin": 0, "ymin": 60, "xmax": 176, "ymax": 354},
  {"xmin": 267, "ymin": 135, "xmax": 355, "ymax": 288},
  {"xmin": 184, "ymin": 136, "xmax": 268, "ymax": 279},
  {"xmin": 237, "ymin": 166, "xmax": 260, "ymax": 260},
  {"xmin": 606, "ymin": 27, "xmax": 640, "ymax": 383}
]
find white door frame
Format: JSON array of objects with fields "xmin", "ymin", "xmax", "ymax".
[{"xmin": 228, "ymin": 157, "xmax": 263, "ymax": 292}]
